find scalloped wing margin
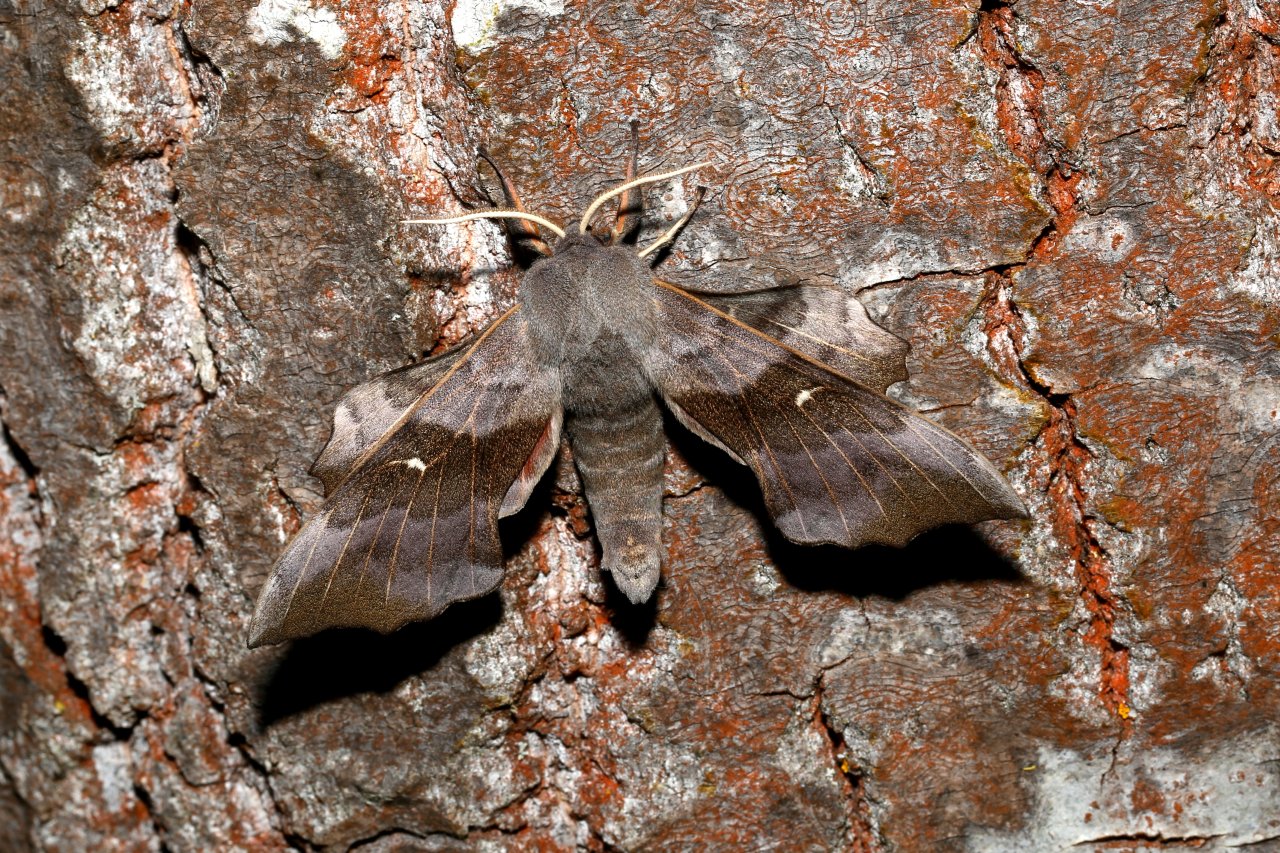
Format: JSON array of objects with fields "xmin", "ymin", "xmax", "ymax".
[
  {"xmin": 249, "ymin": 306, "xmax": 561, "ymax": 646},
  {"xmin": 645, "ymin": 281, "xmax": 1026, "ymax": 550}
]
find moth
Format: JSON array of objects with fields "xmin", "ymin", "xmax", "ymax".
[{"xmin": 247, "ymin": 137, "xmax": 1027, "ymax": 647}]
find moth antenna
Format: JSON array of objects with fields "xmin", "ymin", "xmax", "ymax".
[
  {"xmin": 404, "ymin": 210, "xmax": 567, "ymax": 239},
  {"xmin": 478, "ymin": 149, "xmax": 553, "ymax": 256},
  {"xmin": 637, "ymin": 186, "xmax": 707, "ymax": 259},
  {"xmin": 578, "ymin": 161, "xmax": 713, "ymax": 235},
  {"xmin": 609, "ymin": 121, "xmax": 642, "ymax": 244}
]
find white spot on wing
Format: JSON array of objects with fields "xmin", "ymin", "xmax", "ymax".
[
  {"xmin": 401, "ymin": 458, "xmax": 427, "ymax": 471},
  {"xmin": 795, "ymin": 387, "xmax": 821, "ymax": 407},
  {"xmin": 332, "ymin": 403, "xmax": 357, "ymax": 434}
]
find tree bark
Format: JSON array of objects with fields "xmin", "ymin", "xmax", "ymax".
[{"xmin": 2, "ymin": 0, "xmax": 1278, "ymax": 848}]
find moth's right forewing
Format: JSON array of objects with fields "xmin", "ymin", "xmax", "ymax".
[
  {"xmin": 646, "ymin": 281, "xmax": 1027, "ymax": 550},
  {"xmin": 249, "ymin": 307, "xmax": 561, "ymax": 647},
  {"xmin": 683, "ymin": 284, "xmax": 909, "ymax": 394}
]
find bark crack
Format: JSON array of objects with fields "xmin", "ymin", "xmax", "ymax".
[
  {"xmin": 172, "ymin": 221, "xmax": 222, "ymax": 398},
  {"xmin": 971, "ymin": 1, "xmax": 1130, "ymax": 722},
  {"xmin": 1072, "ymin": 832, "xmax": 1225, "ymax": 848},
  {"xmin": 812, "ymin": 686, "xmax": 881, "ymax": 853},
  {"xmin": 982, "ymin": 280, "xmax": 1130, "ymax": 721},
  {"xmin": 0, "ymin": 400, "xmax": 39, "ymax": 488}
]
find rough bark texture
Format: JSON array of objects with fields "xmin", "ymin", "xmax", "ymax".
[{"xmin": 2, "ymin": 0, "xmax": 1278, "ymax": 848}]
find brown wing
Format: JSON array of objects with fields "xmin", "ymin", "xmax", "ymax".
[
  {"xmin": 248, "ymin": 306, "xmax": 561, "ymax": 647},
  {"xmin": 645, "ymin": 281, "xmax": 1026, "ymax": 549},
  {"xmin": 310, "ymin": 348, "xmax": 465, "ymax": 494},
  {"xmin": 677, "ymin": 282, "xmax": 909, "ymax": 393}
]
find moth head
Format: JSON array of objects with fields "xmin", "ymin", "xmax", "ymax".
[{"xmin": 404, "ymin": 161, "xmax": 711, "ymax": 262}]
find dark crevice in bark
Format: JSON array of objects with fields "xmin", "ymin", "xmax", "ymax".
[
  {"xmin": 36, "ymin": 624, "xmax": 132, "ymax": 734},
  {"xmin": 176, "ymin": 511, "xmax": 205, "ymax": 553},
  {"xmin": 282, "ymin": 831, "xmax": 311, "ymax": 851},
  {"xmin": 132, "ymin": 783, "xmax": 173, "ymax": 853},
  {"xmin": 971, "ymin": 0, "xmax": 1131, "ymax": 721},
  {"xmin": 347, "ymin": 827, "xmax": 452, "ymax": 850},
  {"xmin": 268, "ymin": 469, "xmax": 305, "ymax": 529},
  {"xmin": 982, "ymin": 281, "xmax": 1130, "ymax": 719},
  {"xmin": 1184, "ymin": 8, "xmax": 1229, "ymax": 109},
  {"xmin": 182, "ymin": 582, "xmax": 280, "ymax": 828},
  {"xmin": 39, "ymin": 625, "xmax": 66, "ymax": 658},
  {"xmin": 175, "ymin": 458, "xmax": 210, "ymax": 554},
  {"xmin": 172, "ymin": 10, "xmax": 225, "ymax": 144},
  {"xmin": 55, "ymin": 647, "xmax": 138, "ymax": 741},
  {"xmin": 0, "ymin": 414, "xmax": 38, "ymax": 484},
  {"xmin": 585, "ymin": 825, "xmax": 627, "ymax": 853},
  {"xmin": 858, "ymin": 266, "xmax": 993, "ymax": 293},
  {"xmin": 816, "ymin": 96, "xmax": 890, "ymax": 208},
  {"xmin": 176, "ymin": 20, "xmax": 224, "ymax": 87},
  {"xmin": 813, "ymin": 689, "xmax": 880, "ymax": 852},
  {"xmin": 224, "ymin": 730, "xmax": 273, "ymax": 783},
  {"xmin": 1073, "ymin": 832, "xmax": 1225, "ymax": 848},
  {"xmin": 172, "ymin": 219, "xmax": 224, "ymax": 397},
  {"xmin": 976, "ymin": 0, "xmax": 1079, "ymax": 231},
  {"xmin": 175, "ymin": 217, "xmax": 251, "ymax": 336}
]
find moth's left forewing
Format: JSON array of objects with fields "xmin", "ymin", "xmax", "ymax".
[
  {"xmin": 249, "ymin": 307, "xmax": 561, "ymax": 647},
  {"xmin": 645, "ymin": 280, "xmax": 1027, "ymax": 550},
  {"xmin": 311, "ymin": 347, "xmax": 466, "ymax": 495}
]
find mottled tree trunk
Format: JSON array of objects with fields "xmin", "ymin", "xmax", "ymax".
[{"xmin": 2, "ymin": 0, "xmax": 1278, "ymax": 848}]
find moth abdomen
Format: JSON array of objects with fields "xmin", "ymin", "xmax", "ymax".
[{"xmin": 566, "ymin": 395, "xmax": 666, "ymax": 604}]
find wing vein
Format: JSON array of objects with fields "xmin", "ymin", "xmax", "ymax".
[
  {"xmin": 796, "ymin": 404, "xmax": 888, "ymax": 524},
  {"xmin": 321, "ymin": 492, "xmax": 372, "ymax": 607},
  {"xmin": 737, "ymin": 311, "xmax": 880, "ymax": 366},
  {"xmin": 694, "ymin": 322, "xmax": 809, "ymax": 537},
  {"xmin": 337, "ymin": 304, "xmax": 522, "ymax": 492},
  {"xmin": 385, "ymin": 464, "xmax": 429, "ymax": 605},
  {"xmin": 281, "ymin": 508, "xmax": 333, "ymax": 624},
  {"xmin": 424, "ymin": 457, "xmax": 446, "ymax": 608},
  {"xmin": 902, "ymin": 417, "xmax": 999, "ymax": 504},
  {"xmin": 468, "ymin": 426, "xmax": 479, "ymax": 597},
  {"xmin": 843, "ymin": 403, "xmax": 955, "ymax": 507},
  {"xmin": 357, "ymin": 491, "xmax": 399, "ymax": 594},
  {"xmin": 768, "ymin": 393, "xmax": 852, "ymax": 537},
  {"xmin": 654, "ymin": 281, "xmax": 870, "ymax": 377}
]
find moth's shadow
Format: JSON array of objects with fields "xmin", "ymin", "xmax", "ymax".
[
  {"xmin": 665, "ymin": 417, "xmax": 1025, "ymax": 601},
  {"xmin": 765, "ymin": 525, "xmax": 1024, "ymax": 599},
  {"xmin": 603, "ymin": 576, "xmax": 659, "ymax": 647},
  {"xmin": 255, "ymin": 595, "xmax": 502, "ymax": 726}
]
